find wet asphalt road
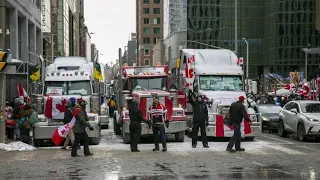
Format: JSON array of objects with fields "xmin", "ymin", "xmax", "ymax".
[{"xmin": 1, "ymin": 123, "xmax": 320, "ymax": 180}]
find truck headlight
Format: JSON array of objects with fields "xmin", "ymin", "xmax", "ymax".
[{"xmin": 262, "ymin": 117, "xmax": 271, "ymax": 121}]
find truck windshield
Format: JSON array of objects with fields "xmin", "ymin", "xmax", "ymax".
[
  {"xmin": 44, "ymin": 80, "xmax": 92, "ymax": 96},
  {"xmin": 199, "ymin": 75, "xmax": 243, "ymax": 91},
  {"xmin": 130, "ymin": 77, "xmax": 167, "ymax": 91}
]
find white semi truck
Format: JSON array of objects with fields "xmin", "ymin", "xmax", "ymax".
[
  {"xmin": 180, "ymin": 49, "xmax": 259, "ymax": 139},
  {"xmin": 32, "ymin": 57, "xmax": 107, "ymax": 146}
]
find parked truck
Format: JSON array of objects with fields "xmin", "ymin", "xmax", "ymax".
[
  {"xmin": 32, "ymin": 57, "xmax": 107, "ymax": 146},
  {"xmin": 180, "ymin": 49, "xmax": 259, "ymax": 139},
  {"xmin": 112, "ymin": 63, "xmax": 187, "ymax": 143}
]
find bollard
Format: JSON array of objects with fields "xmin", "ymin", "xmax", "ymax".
[{"xmin": 0, "ymin": 114, "xmax": 5, "ymax": 143}]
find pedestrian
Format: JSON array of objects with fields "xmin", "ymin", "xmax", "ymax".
[
  {"xmin": 61, "ymin": 99, "xmax": 78, "ymax": 150},
  {"xmin": 20, "ymin": 104, "xmax": 38, "ymax": 144},
  {"xmin": 108, "ymin": 95, "xmax": 116, "ymax": 117},
  {"xmin": 12, "ymin": 97, "xmax": 23, "ymax": 140},
  {"xmin": 226, "ymin": 96, "xmax": 252, "ymax": 152},
  {"xmin": 149, "ymin": 96, "xmax": 169, "ymax": 152},
  {"xmin": 71, "ymin": 100, "xmax": 94, "ymax": 157},
  {"xmin": 129, "ymin": 100, "xmax": 144, "ymax": 152},
  {"xmin": 187, "ymin": 90, "xmax": 209, "ymax": 148},
  {"xmin": 280, "ymin": 96, "xmax": 289, "ymax": 107}
]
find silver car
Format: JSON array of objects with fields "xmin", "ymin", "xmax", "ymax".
[{"xmin": 278, "ymin": 100, "xmax": 320, "ymax": 141}]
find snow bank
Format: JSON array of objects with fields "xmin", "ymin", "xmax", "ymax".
[{"xmin": 0, "ymin": 141, "xmax": 37, "ymax": 151}]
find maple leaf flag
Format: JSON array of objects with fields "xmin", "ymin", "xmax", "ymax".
[
  {"xmin": 18, "ymin": 84, "xmax": 31, "ymax": 103},
  {"xmin": 237, "ymin": 57, "xmax": 244, "ymax": 65},
  {"xmin": 52, "ymin": 108, "xmax": 81, "ymax": 146}
]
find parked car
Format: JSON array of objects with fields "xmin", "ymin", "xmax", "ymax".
[
  {"xmin": 253, "ymin": 104, "xmax": 282, "ymax": 132},
  {"xmin": 278, "ymin": 100, "xmax": 320, "ymax": 141}
]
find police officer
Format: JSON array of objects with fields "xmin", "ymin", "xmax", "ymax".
[
  {"xmin": 129, "ymin": 100, "xmax": 144, "ymax": 152},
  {"xmin": 71, "ymin": 100, "xmax": 94, "ymax": 157},
  {"xmin": 188, "ymin": 90, "xmax": 209, "ymax": 148},
  {"xmin": 226, "ymin": 96, "xmax": 251, "ymax": 152},
  {"xmin": 149, "ymin": 96, "xmax": 169, "ymax": 152}
]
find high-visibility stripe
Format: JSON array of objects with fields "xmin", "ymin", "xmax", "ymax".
[{"xmin": 0, "ymin": 51, "xmax": 8, "ymax": 61}]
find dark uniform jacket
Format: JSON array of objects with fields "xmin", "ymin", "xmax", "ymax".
[
  {"xmin": 188, "ymin": 91, "xmax": 208, "ymax": 123},
  {"xmin": 73, "ymin": 106, "xmax": 90, "ymax": 133},
  {"xmin": 229, "ymin": 101, "xmax": 251, "ymax": 125}
]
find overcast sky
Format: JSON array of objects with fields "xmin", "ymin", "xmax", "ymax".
[{"xmin": 84, "ymin": 0, "xmax": 136, "ymax": 65}]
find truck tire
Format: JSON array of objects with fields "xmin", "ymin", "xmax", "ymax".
[
  {"xmin": 33, "ymin": 139, "xmax": 44, "ymax": 147},
  {"xmin": 89, "ymin": 137, "xmax": 100, "ymax": 145},
  {"xmin": 113, "ymin": 114, "xmax": 121, "ymax": 135},
  {"xmin": 123, "ymin": 131, "xmax": 130, "ymax": 144},
  {"xmin": 175, "ymin": 131, "xmax": 185, "ymax": 142}
]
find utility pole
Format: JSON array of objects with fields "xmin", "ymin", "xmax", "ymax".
[
  {"xmin": 0, "ymin": 0, "xmax": 6, "ymax": 143},
  {"xmin": 234, "ymin": 0, "xmax": 238, "ymax": 54}
]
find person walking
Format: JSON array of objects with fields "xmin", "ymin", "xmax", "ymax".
[
  {"xmin": 188, "ymin": 90, "xmax": 209, "ymax": 148},
  {"xmin": 108, "ymin": 95, "xmax": 116, "ymax": 117},
  {"xmin": 226, "ymin": 96, "xmax": 252, "ymax": 152},
  {"xmin": 61, "ymin": 99, "xmax": 79, "ymax": 150},
  {"xmin": 149, "ymin": 96, "xmax": 169, "ymax": 152},
  {"xmin": 71, "ymin": 100, "xmax": 94, "ymax": 157},
  {"xmin": 129, "ymin": 100, "xmax": 144, "ymax": 152}
]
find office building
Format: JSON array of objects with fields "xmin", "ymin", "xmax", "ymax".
[
  {"xmin": 136, "ymin": 0, "xmax": 163, "ymax": 66},
  {"xmin": 164, "ymin": 0, "xmax": 320, "ymax": 79},
  {"xmin": 125, "ymin": 33, "xmax": 137, "ymax": 66}
]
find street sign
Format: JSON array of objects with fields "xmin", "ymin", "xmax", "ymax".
[{"xmin": 0, "ymin": 51, "xmax": 8, "ymax": 71}]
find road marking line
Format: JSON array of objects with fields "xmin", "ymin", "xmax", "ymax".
[
  {"xmin": 267, "ymin": 145, "xmax": 305, "ymax": 155},
  {"xmin": 296, "ymin": 146, "xmax": 320, "ymax": 153},
  {"xmin": 262, "ymin": 135, "xmax": 294, "ymax": 144}
]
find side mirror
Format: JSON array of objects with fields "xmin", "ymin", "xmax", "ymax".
[{"xmin": 290, "ymin": 108, "xmax": 298, "ymax": 114}]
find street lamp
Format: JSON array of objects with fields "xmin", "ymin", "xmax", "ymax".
[
  {"xmin": 242, "ymin": 38, "xmax": 249, "ymax": 93},
  {"xmin": 302, "ymin": 44, "xmax": 311, "ymax": 82},
  {"xmin": 235, "ymin": 0, "xmax": 238, "ymax": 54}
]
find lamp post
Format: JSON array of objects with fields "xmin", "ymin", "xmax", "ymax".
[
  {"xmin": 242, "ymin": 38, "xmax": 249, "ymax": 93},
  {"xmin": 303, "ymin": 44, "xmax": 311, "ymax": 82},
  {"xmin": 235, "ymin": 0, "xmax": 238, "ymax": 54}
]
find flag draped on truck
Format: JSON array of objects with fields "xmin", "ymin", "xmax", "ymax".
[
  {"xmin": 29, "ymin": 64, "xmax": 41, "ymax": 81},
  {"xmin": 215, "ymin": 115, "xmax": 252, "ymax": 137}
]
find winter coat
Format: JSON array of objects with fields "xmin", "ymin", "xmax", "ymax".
[
  {"xmin": 188, "ymin": 92, "xmax": 208, "ymax": 123},
  {"xmin": 73, "ymin": 107, "xmax": 90, "ymax": 133},
  {"xmin": 229, "ymin": 101, "xmax": 251, "ymax": 125},
  {"xmin": 129, "ymin": 101, "xmax": 144, "ymax": 130},
  {"xmin": 63, "ymin": 101, "xmax": 74, "ymax": 125}
]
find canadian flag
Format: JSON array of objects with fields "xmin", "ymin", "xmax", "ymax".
[
  {"xmin": 52, "ymin": 108, "xmax": 81, "ymax": 146},
  {"xmin": 44, "ymin": 97, "xmax": 67, "ymax": 119},
  {"xmin": 215, "ymin": 115, "xmax": 252, "ymax": 137},
  {"xmin": 185, "ymin": 55, "xmax": 195, "ymax": 86},
  {"xmin": 237, "ymin": 57, "xmax": 244, "ymax": 65},
  {"xmin": 18, "ymin": 84, "xmax": 31, "ymax": 103}
]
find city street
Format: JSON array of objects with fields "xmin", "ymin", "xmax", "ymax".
[{"xmin": 1, "ymin": 122, "xmax": 320, "ymax": 180}]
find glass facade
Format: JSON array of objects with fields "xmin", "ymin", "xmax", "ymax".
[{"xmin": 185, "ymin": 0, "xmax": 320, "ymax": 79}]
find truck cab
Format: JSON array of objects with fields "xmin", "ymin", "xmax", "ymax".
[
  {"xmin": 181, "ymin": 49, "xmax": 259, "ymax": 139},
  {"xmin": 32, "ymin": 57, "xmax": 102, "ymax": 146},
  {"xmin": 113, "ymin": 64, "xmax": 187, "ymax": 143}
]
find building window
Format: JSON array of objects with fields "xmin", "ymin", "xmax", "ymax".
[
  {"xmin": 143, "ymin": 37, "xmax": 150, "ymax": 43},
  {"xmin": 154, "ymin": 28, "xmax": 160, "ymax": 34},
  {"xmin": 153, "ymin": 8, "xmax": 160, "ymax": 14},
  {"xmin": 143, "ymin": 0, "xmax": 149, "ymax": 4},
  {"xmin": 143, "ymin": 28, "xmax": 150, "ymax": 34},
  {"xmin": 143, "ymin": 18, "xmax": 150, "ymax": 24},
  {"xmin": 145, "ymin": 59, "xmax": 150, "ymax": 66},
  {"xmin": 153, "ymin": 18, "xmax": 160, "ymax": 24},
  {"xmin": 154, "ymin": 38, "xmax": 158, "ymax": 44},
  {"xmin": 154, "ymin": 0, "xmax": 160, "ymax": 4},
  {"xmin": 143, "ymin": 8, "xmax": 150, "ymax": 14},
  {"xmin": 144, "ymin": 49, "xmax": 150, "ymax": 56}
]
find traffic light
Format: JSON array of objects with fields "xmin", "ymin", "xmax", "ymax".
[{"xmin": 0, "ymin": 51, "xmax": 8, "ymax": 71}]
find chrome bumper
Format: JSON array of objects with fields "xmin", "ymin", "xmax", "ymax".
[
  {"xmin": 187, "ymin": 122, "xmax": 260, "ymax": 137},
  {"xmin": 99, "ymin": 115, "xmax": 110, "ymax": 125},
  {"xmin": 122, "ymin": 121, "xmax": 187, "ymax": 135},
  {"xmin": 33, "ymin": 121, "xmax": 100, "ymax": 140}
]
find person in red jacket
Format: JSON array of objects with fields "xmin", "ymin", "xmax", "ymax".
[{"xmin": 149, "ymin": 96, "xmax": 169, "ymax": 152}]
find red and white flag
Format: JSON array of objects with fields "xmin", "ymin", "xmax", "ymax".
[
  {"xmin": 215, "ymin": 115, "xmax": 252, "ymax": 137},
  {"xmin": 44, "ymin": 97, "xmax": 67, "ymax": 119},
  {"xmin": 18, "ymin": 84, "xmax": 31, "ymax": 103},
  {"xmin": 52, "ymin": 108, "xmax": 81, "ymax": 146},
  {"xmin": 185, "ymin": 55, "xmax": 195, "ymax": 86},
  {"xmin": 237, "ymin": 57, "xmax": 244, "ymax": 65}
]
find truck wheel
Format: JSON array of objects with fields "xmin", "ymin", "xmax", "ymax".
[
  {"xmin": 175, "ymin": 131, "xmax": 185, "ymax": 142},
  {"xmin": 89, "ymin": 137, "xmax": 100, "ymax": 145},
  {"xmin": 33, "ymin": 139, "xmax": 44, "ymax": 147},
  {"xmin": 123, "ymin": 131, "xmax": 130, "ymax": 144},
  {"xmin": 113, "ymin": 115, "xmax": 121, "ymax": 135}
]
